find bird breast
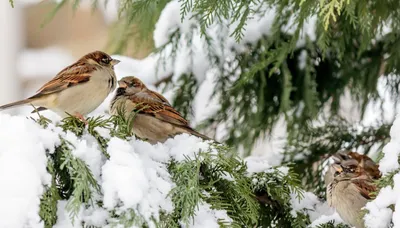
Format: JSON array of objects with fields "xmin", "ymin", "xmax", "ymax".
[
  {"xmin": 53, "ymin": 67, "xmax": 116, "ymax": 116},
  {"xmin": 329, "ymin": 180, "xmax": 368, "ymax": 228}
]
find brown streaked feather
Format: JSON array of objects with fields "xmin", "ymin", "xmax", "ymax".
[
  {"xmin": 148, "ymin": 90, "xmax": 171, "ymax": 105},
  {"xmin": 135, "ymin": 90, "xmax": 171, "ymax": 105},
  {"xmin": 351, "ymin": 179, "xmax": 377, "ymax": 199},
  {"xmin": 34, "ymin": 63, "xmax": 95, "ymax": 96},
  {"xmin": 128, "ymin": 94, "xmax": 189, "ymax": 127}
]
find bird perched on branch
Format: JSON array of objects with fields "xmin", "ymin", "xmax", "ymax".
[
  {"xmin": 325, "ymin": 151, "xmax": 380, "ymax": 228},
  {"xmin": 110, "ymin": 76, "xmax": 213, "ymax": 144},
  {"xmin": 0, "ymin": 51, "xmax": 120, "ymax": 123}
]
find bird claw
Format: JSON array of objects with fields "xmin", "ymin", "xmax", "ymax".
[{"xmin": 74, "ymin": 113, "xmax": 88, "ymax": 125}]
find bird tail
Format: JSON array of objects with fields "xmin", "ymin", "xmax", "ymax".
[
  {"xmin": 189, "ymin": 129, "xmax": 220, "ymax": 144},
  {"xmin": 0, "ymin": 99, "xmax": 32, "ymax": 111}
]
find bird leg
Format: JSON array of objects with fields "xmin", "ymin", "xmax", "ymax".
[{"xmin": 74, "ymin": 112, "xmax": 88, "ymax": 125}]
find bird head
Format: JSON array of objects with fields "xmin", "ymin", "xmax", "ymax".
[
  {"xmin": 117, "ymin": 76, "xmax": 146, "ymax": 95},
  {"xmin": 82, "ymin": 51, "xmax": 120, "ymax": 69}
]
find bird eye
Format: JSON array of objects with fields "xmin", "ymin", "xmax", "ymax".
[{"xmin": 101, "ymin": 58, "xmax": 110, "ymax": 64}]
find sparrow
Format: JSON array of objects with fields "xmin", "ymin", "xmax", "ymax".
[
  {"xmin": 109, "ymin": 76, "xmax": 213, "ymax": 144},
  {"xmin": 324, "ymin": 151, "xmax": 381, "ymax": 186},
  {"xmin": 334, "ymin": 151, "xmax": 381, "ymax": 180},
  {"xmin": 327, "ymin": 163, "xmax": 377, "ymax": 228},
  {"xmin": 0, "ymin": 51, "xmax": 120, "ymax": 122}
]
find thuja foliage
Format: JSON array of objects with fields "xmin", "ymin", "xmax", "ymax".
[
  {"xmin": 12, "ymin": 0, "xmax": 400, "ymax": 227},
  {"xmin": 30, "ymin": 112, "xmax": 311, "ymax": 227}
]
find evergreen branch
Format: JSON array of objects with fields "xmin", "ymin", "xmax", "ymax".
[
  {"xmin": 172, "ymin": 73, "xmax": 198, "ymax": 120},
  {"xmin": 168, "ymin": 155, "xmax": 203, "ymax": 225},
  {"xmin": 63, "ymin": 145, "xmax": 101, "ymax": 223},
  {"xmin": 86, "ymin": 116, "xmax": 112, "ymax": 158},
  {"xmin": 315, "ymin": 220, "xmax": 351, "ymax": 228},
  {"xmin": 39, "ymin": 160, "xmax": 60, "ymax": 228},
  {"xmin": 319, "ymin": 0, "xmax": 349, "ymax": 30}
]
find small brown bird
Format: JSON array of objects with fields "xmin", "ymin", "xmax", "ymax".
[
  {"xmin": 109, "ymin": 76, "xmax": 212, "ymax": 144},
  {"xmin": 0, "ymin": 51, "xmax": 120, "ymax": 121},
  {"xmin": 327, "ymin": 163, "xmax": 377, "ymax": 228},
  {"xmin": 324, "ymin": 151, "xmax": 381, "ymax": 186}
]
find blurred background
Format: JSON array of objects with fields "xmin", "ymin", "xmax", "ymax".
[{"xmin": 0, "ymin": 0, "xmax": 150, "ymax": 114}]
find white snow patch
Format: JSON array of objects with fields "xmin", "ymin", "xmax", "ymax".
[
  {"xmin": 290, "ymin": 192, "xmax": 335, "ymax": 223},
  {"xmin": 182, "ymin": 202, "xmax": 232, "ymax": 228},
  {"xmin": 0, "ymin": 114, "xmax": 59, "ymax": 228},
  {"xmin": 244, "ymin": 156, "xmax": 272, "ymax": 174}
]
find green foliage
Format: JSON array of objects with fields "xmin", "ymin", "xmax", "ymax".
[
  {"xmin": 171, "ymin": 73, "xmax": 198, "ymax": 119},
  {"xmin": 315, "ymin": 220, "xmax": 351, "ymax": 228},
  {"xmin": 30, "ymin": 113, "xmax": 309, "ymax": 227},
  {"xmin": 13, "ymin": 0, "xmax": 400, "ymax": 226},
  {"xmin": 39, "ymin": 160, "xmax": 60, "ymax": 228},
  {"xmin": 9, "ymin": 0, "xmax": 14, "ymax": 8}
]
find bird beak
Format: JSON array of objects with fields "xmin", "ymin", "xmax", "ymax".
[
  {"xmin": 118, "ymin": 80, "xmax": 128, "ymax": 88},
  {"xmin": 111, "ymin": 59, "xmax": 120, "ymax": 66},
  {"xmin": 331, "ymin": 164, "xmax": 343, "ymax": 173}
]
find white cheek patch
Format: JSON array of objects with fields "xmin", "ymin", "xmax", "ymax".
[{"xmin": 87, "ymin": 58, "xmax": 100, "ymax": 65}]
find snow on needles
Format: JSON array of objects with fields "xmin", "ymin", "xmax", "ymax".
[
  {"xmin": 363, "ymin": 113, "xmax": 400, "ymax": 228},
  {"xmin": 0, "ymin": 111, "xmax": 230, "ymax": 228}
]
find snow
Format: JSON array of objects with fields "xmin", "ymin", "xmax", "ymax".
[
  {"xmin": 310, "ymin": 213, "xmax": 345, "ymax": 227},
  {"xmin": 244, "ymin": 156, "xmax": 272, "ymax": 174},
  {"xmin": 0, "ymin": 111, "xmax": 226, "ymax": 227},
  {"xmin": 102, "ymin": 137, "xmax": 174, "ymax": 222},
  {"xmin": 182, "ymin": 202, "xmax": 232, "ymax": 227},
  {"xmin": 363, "ymin": 112, "xmax": 400, "ymax": 227},
  {"xmin": 0, "ymin": 114, "xmax": 58, "ymax": 228},
  {"xmin": 290, "ymin": 192, "xmax": 338, "ymax": 226},
  {"xmin": 378, "ymin": 114, "xmax": 400, "ymax": 174}
]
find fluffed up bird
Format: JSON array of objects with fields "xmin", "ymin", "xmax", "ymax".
[
  {"xmin": 0, "ymin": 51, "xmax": 120, "ymax": 122},
  {"xmin": 326, "ymin": 163, "xmax": 377, "ymax": 228},
  {"xmin": 109, "ymin": 76, "xmax": 213, "ymax": 144},
  {"xmin": 325, "ymin": 151, "xmax": 380, "ymax": 228}
]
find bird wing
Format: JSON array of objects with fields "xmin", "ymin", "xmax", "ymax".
[
  {"xmin": 33, "ymin": 64, "xmax": 94, "ymax": 97},
  {"xmin": 136, "ymin": 89, "xmax": 172, "ymax": 105},
  {"xmin": 128, "ymin": 94, "xmax": 189, "ymax": 127},
  {"xmin": 351, "ymin": 179, "xmax": 377, "ymax": 199}
]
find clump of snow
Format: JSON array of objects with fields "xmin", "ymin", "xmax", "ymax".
[
  {"xmin": 181, "ymin": 202, "xmax": 232, "ymax": 228},
  {"xmin": 53, "ymin": 201, "xmax": 83, "ymax": 228},
  {"xmin": 378, "ymin": 113, "xmax": 400, "ymax": 174},
  {"xmin": 0, "ymin": 114, "xmax": 59, "ymax": 228},
  {"xmin": 290, "ymin": 192, "xmax": 336, "ymax": 225},
  {"xmin": 363, "ymin": 112, "xmax": 400, "ymax": 227},
  {"xmin": 164, "ymin": 133, "xmax": 213, "ymax": 161},
  {"xmin": 364, "ymin": 185, "xmax": 394, "ymax": 228},
  {"xmin": 277, "ymin": 166, "xmax": 289, "ymax": 176},
  {"xmin": 102, "ymin": 137, "xmax": 174, "ymax": 223},
  {"xmin": 310, "ymin": 213, "xmax": 345, "ymax": 227},
  {"xmin": 244, "ymin": 156, "xmax": 272, "ymax": 174}
]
